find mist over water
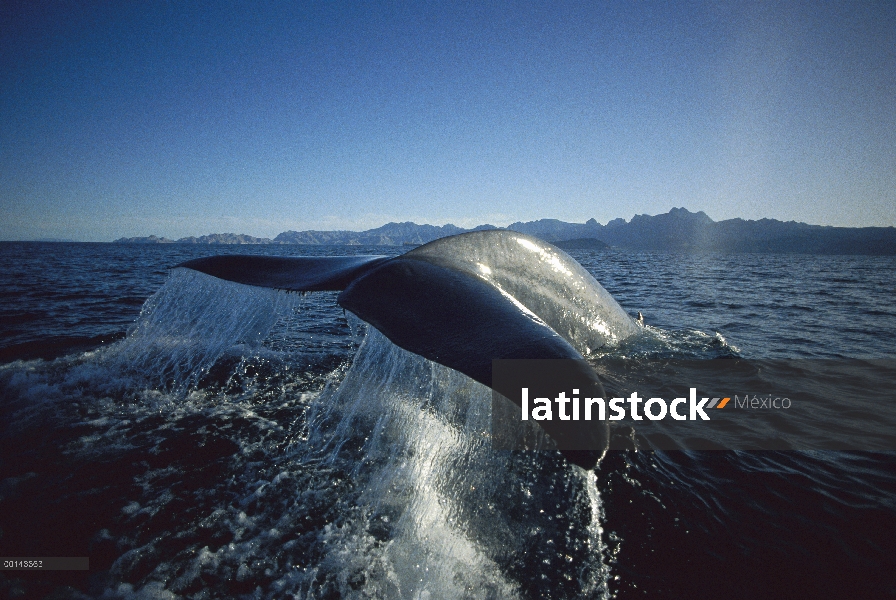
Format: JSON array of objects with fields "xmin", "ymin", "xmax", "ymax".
[{"xmin": 0, "ymin": 242, "xmax": 894, "ymax": 598}]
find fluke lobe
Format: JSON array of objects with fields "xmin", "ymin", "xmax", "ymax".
[{"xmin": 177, "ymin": 231, "xmax": 639, "ymax": 469}]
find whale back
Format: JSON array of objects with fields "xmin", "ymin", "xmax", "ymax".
[{"xmin": 405, "ymin": 231, "xmax": 638, "ymax": 355}]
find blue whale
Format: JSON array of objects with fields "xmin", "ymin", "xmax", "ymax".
[{"xmin": 177, "ymin": 231, "xmax": 639, "ymax": 469}]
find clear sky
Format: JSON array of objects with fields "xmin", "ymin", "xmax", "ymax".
[{"xmin": 1, "ymin": 1, "xmax": 894, "ymax": 241}]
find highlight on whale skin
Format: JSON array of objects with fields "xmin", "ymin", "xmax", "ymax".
[{"xmin": 177, "ymin": 230, "xmax": 640, "ymax": 469}]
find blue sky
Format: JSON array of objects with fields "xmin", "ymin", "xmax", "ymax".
[{"xmin": 1, "ymin": 1, "xmax": 893, "ymax": 241}]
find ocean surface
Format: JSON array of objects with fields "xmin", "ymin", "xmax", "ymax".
[{"xmin": 1, "ymin": 241, "xmax": 895, "ymax": 599}]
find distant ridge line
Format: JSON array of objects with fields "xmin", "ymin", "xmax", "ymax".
[{"xmin": 112, "ymin": 208, "xmax": 896, "ymax": 255}]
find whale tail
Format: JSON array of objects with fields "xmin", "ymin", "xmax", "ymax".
[{"xmin": 176, "ymin": 231, "xmax": 637, "ymax": 468}]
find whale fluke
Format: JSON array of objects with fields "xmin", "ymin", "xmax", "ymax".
[
  {"xmin": 339, "ymin": 254, "xmax": 584, "ymax": 386},
  {"xmin": 176, "ymin": 254, "xmax": 389, "ymax": 291},
  {"xmin": 176, "ymin": 231, "xmax": 637, "ymax": 469}
]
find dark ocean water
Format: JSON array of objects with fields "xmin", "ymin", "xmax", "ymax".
[{"xmin": 1, "ymin": 241, "xmax": 894, "ymax": 599}]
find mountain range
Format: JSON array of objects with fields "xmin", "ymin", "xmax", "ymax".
[{"xmin": 113, "ymin": 208, "xmax": 896, "ymax": 255}]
